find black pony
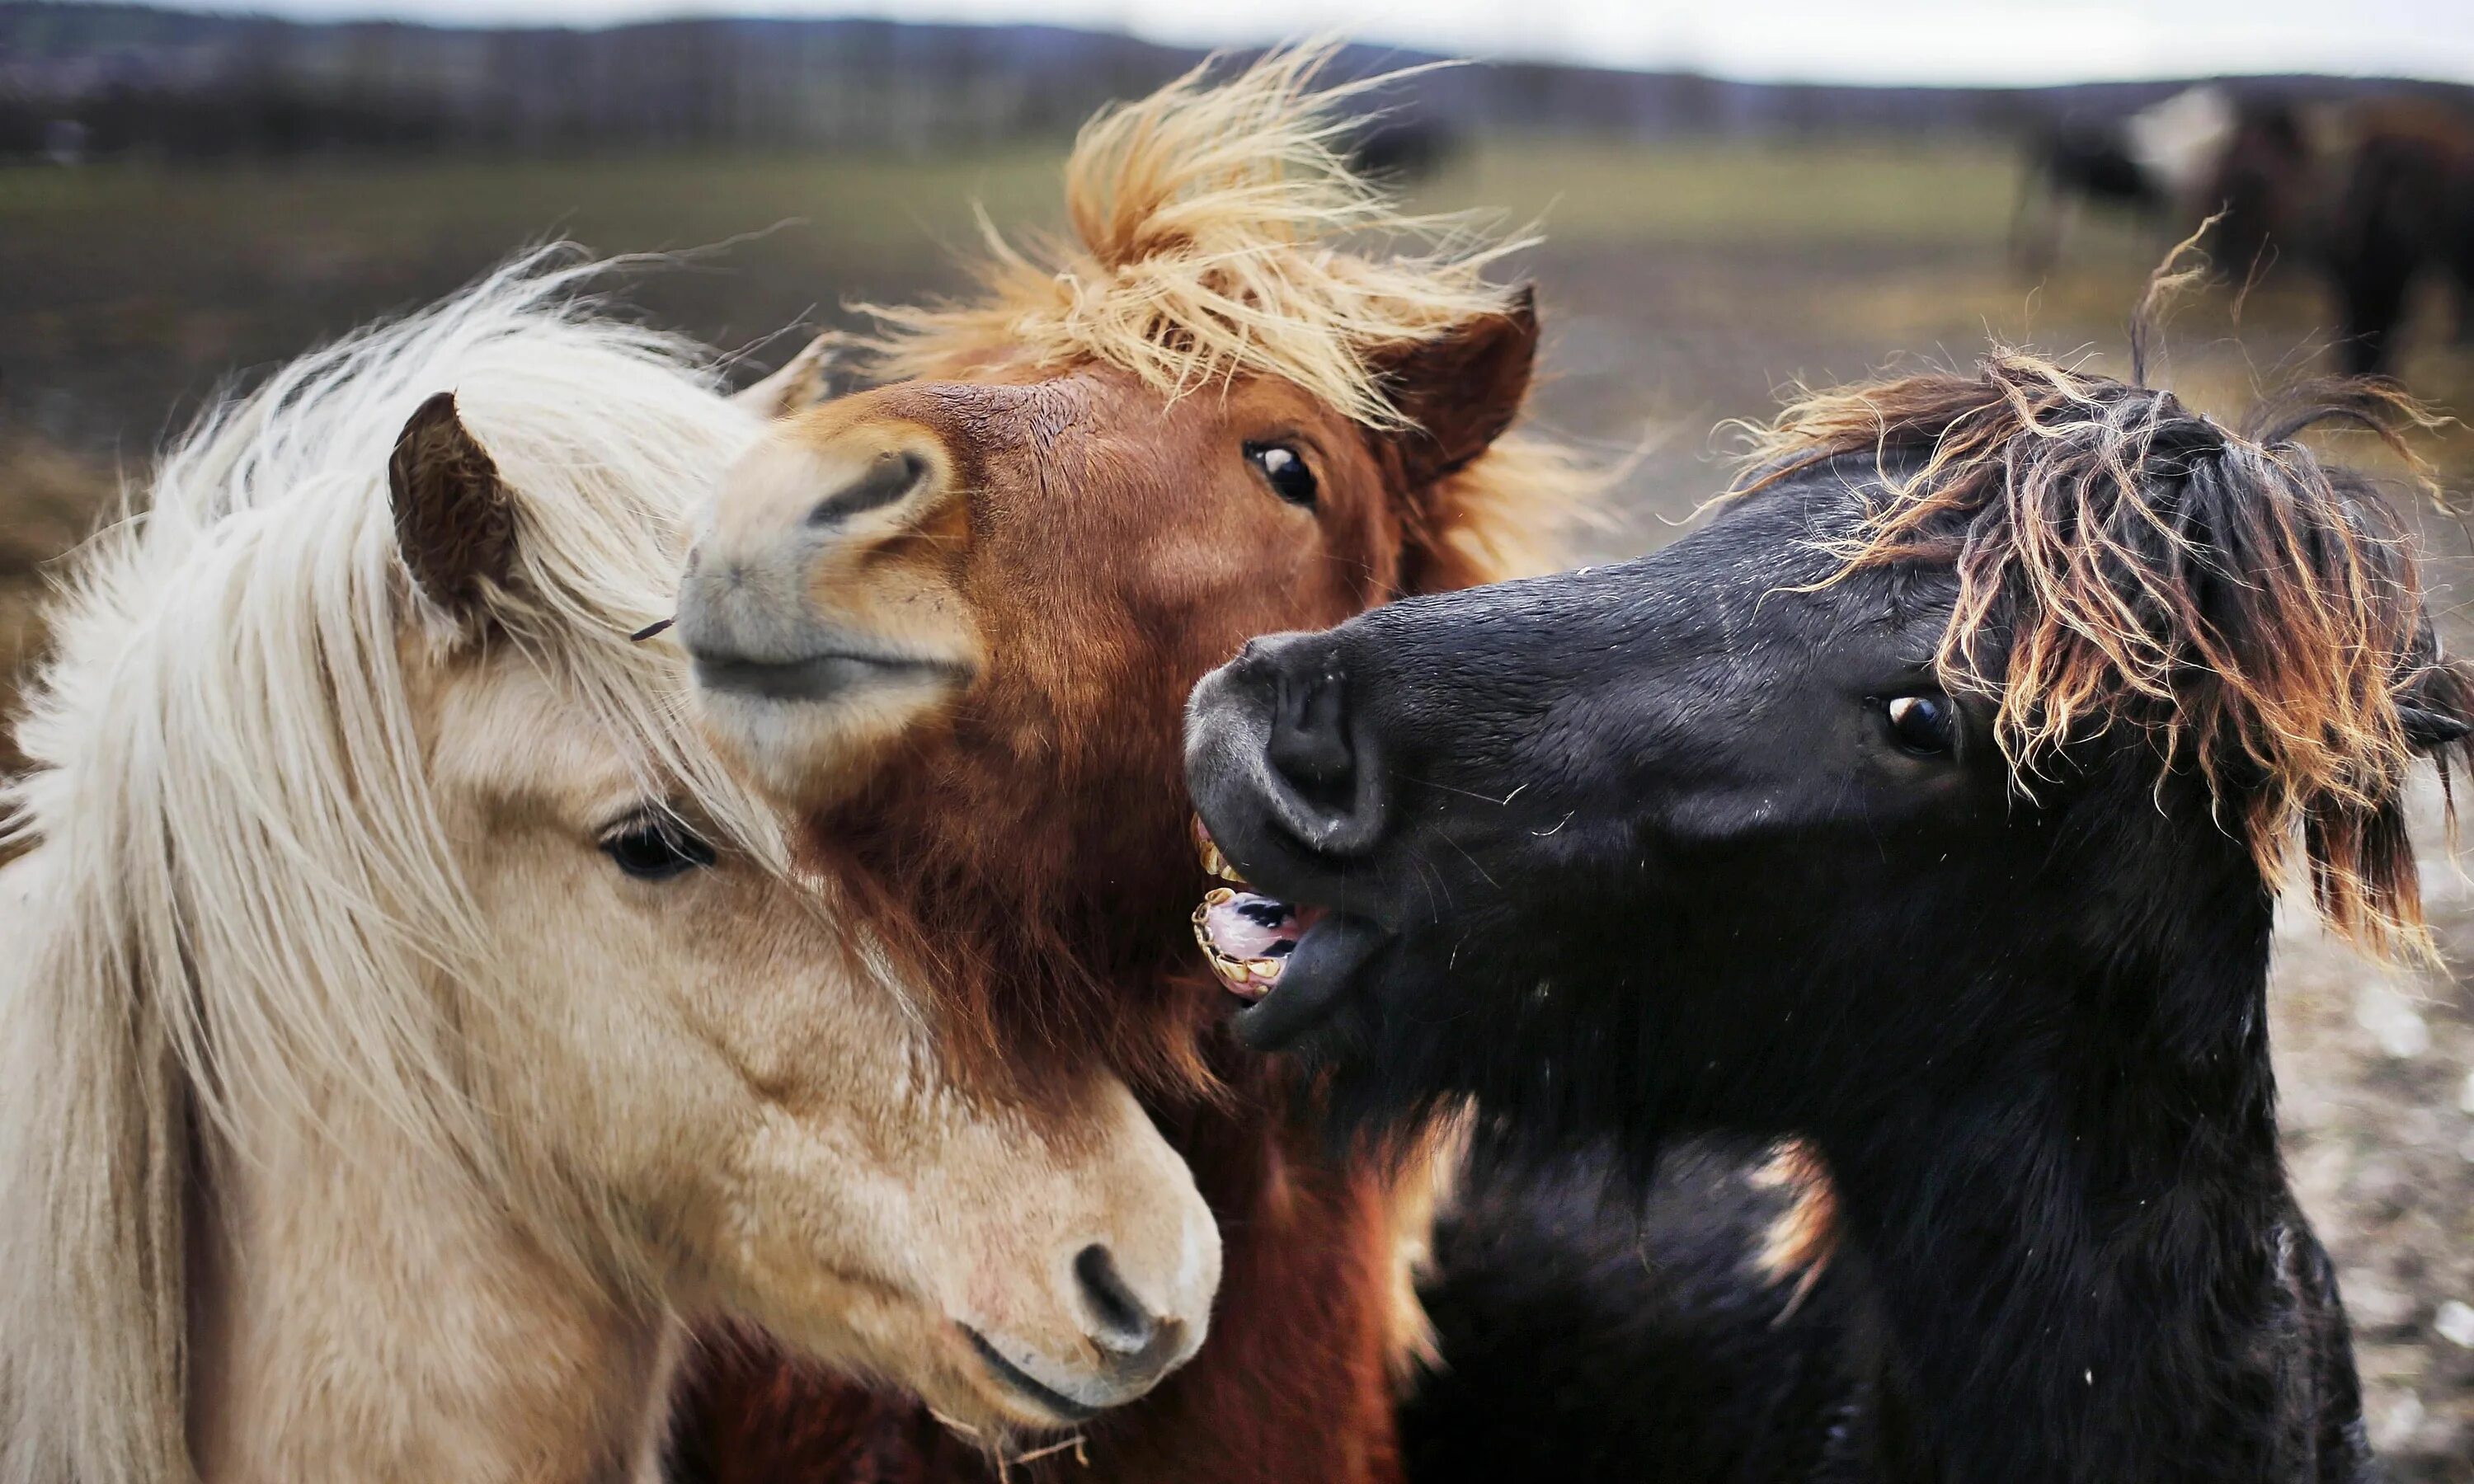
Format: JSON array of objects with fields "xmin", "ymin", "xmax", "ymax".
[
  {"xmin": 1186, "ymin": 343, "xmax": 2470, "ymax": 1481},
  {"xmin": 2011, "ymin": 117, "xmax": 2168, "ymax": 274}
]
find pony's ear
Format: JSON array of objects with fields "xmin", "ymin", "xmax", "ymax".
[
  {"xmin": 732, "ymin": 331, "xmax": 842, "ymax": 418},
  {"xmin": 388, "ymin": 391, "xmax": 515, "ymax": 627},
  {"xmin": 1376, "ymin": 286, "xmax": 1538, "ymax": 490},
  {"xmin": 2396, "ymin": 663, "xmax": 2474, "ymax": 753},
  {"xmin": 2400, "ymin": 705, "xmax": 2470, "ymax": 750}
]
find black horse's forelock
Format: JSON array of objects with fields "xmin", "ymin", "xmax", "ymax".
[{"xmin": 1730, "ymin": 350, "xmax": 2468, "ymax": 957}]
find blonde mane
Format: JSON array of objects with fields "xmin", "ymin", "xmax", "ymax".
[
  {"xmin": 862, "ymin": 45, "xmax": 1584, "ymax": 586},
  {"xmin": 0, "ymin": 252, "xmax": 776, "ymax": 1484}
]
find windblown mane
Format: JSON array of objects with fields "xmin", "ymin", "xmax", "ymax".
[
  {"xmin": 0, "ymin": 252, "xmax": 777, "ymax": 1484},
  {"xmin": 1734, "ymin": 350, "xmax": 2468, "ymax": 955},
  {"xmin": 861, "ymin": 44, "xmax": 1577, "ymax": 585}
]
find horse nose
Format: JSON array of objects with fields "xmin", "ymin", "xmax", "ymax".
[
  {"xmin": 1241, "ymin": 636, "xmax": 1387, "ymax": 856},
  {"xmin": 1072, "ymin": 1243, "xmax": 1162, "ymax": 1358},
  {"xmin": 678, "ymin": 433, "xmax": 948, "ymax": 679},
  {"xmin": 805, "ymin": 448, "xmax": 929, "ymax": 527},
  {"xmin": 1268, "ymin": 661, "xmax": 1354, "ymax": 801}
]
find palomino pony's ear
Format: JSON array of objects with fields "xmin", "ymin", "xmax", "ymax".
[
  {"xmin": 731, "ymin": 331, "xmax": 843, "ymax": 419},
  {"xmin": 388, "ymin": 390, "xmax": 515, "ymax": 628},
  {"xmin": 1376, "ymin": 285, "xmax": 1539, "ymax": 491}
]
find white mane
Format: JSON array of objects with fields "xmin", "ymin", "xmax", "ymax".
[{"xmin": 0, "ymin": 251, "xmax": 773, "ymax": 1484}]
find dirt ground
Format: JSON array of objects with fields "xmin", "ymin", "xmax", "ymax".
[{"xmin": 2, "ymin": 136, "xmax": 2470, "ymax": 1475}]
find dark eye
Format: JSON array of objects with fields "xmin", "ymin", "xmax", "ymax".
[
  {"xmin": 1882, "ymin": 693, "xmax": 1956, "ymax": 757},
  {"xmin": 600, "ymin": 815, "xmax": 718, "ymax": 881},
  {"xmin": 1244, "ymin": 442, "xmax": 1318, "ymax": 508}
]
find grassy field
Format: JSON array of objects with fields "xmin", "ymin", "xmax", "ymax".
[{"xmin": 5, "ymin": 135, "xmax": 2473, "ymax": 1474}]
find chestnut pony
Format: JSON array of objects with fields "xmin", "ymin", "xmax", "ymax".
[{"xmin": 670, "ymin": 50, "xmax": 1584, "ymax": 1483}]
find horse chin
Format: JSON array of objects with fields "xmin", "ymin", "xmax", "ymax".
[
  {"xmin": 1229, "ymin": 912, "xmax": 1392, "ymax": 1054},
  {"xmin": 1188, "ymin": 815, "xmax": 1394, "ymax": 1052},
  {"xmin": 688, "ymin": 670, "xmax": 960, "ymax": 811}
]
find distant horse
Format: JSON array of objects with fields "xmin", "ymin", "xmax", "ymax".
[
  {"xmin": 2198, "ymin": 95, "xmax": 2316, "ymax": 281},
  {"xmin": 2189, "ymin": 93, "xmax": 2474, "ymax": 376},
  {"xmin": 2321, "ymin": 99, "xmax": 2474, "ymax": 374},
  {"xmin": 0, "ymin": 256, "xmax": 1218, "ymax": 1483},
  {"xmin": 669, "ymin": 49, "xmax": 1584, "ymax": 1484},
  {"xmin": 1188, "ymin": 319, "xmax": 2453, "ymax": 1477},
  {"xmin": 2013, "ymin": 85, "xmax": 2234, "ymax": 273}
]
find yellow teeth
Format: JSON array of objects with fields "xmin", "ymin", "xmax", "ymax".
[
  {"xmin": 1191, "ymin": 896, "xmax": 1283, "ymax": 993},
  {"xmin": 1193, "ymin": 819, "xmax": 1249, "ymax": 885}
]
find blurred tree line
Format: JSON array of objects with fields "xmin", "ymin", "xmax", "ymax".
[{"xmin": 3, "ymin": 2, "xmax": 2470, "ymax": 163}]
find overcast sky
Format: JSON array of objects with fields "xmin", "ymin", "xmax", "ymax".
[{"xmin": 138, "ymin": 0, "xmax": 2474, "ymax": 87}]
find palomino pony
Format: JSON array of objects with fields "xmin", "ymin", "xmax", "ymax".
[
  {"xmin": 0, "ymin": 256, "xmax": 1218, "ymax": 1484},
  {"xmin": 670, "ymin": 50, "xmax": 1583, "ymax": 1483},
  {"xmin": 1186, "ymin": 334, "xmax": 2453, "ymax": 1477}
]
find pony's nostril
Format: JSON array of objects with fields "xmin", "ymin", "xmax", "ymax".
[
  {"xmin": 807, "ymin": 449, "xmax": 928, "ymax": 526},
  {"xmin": 1072, "ymin": 1243, "xmax": 1158, "ymax": 1356},
  {"xmin": 1266, "ymin": 664, "xmax": 1355, "ymax": 805}
]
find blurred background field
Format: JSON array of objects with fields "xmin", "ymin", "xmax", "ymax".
[{"xmin": 4, "ymin": 7, "xmax": 2473, "ymax": 1472}]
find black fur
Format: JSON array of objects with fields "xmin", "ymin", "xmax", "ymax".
[
  {"xmin": 1404, "ymin": 1139, "xmax": 1898, "ymax": 1482},
  {"xmin": 1187, "ymin": 437, "xmax": 2436, "ymax": 1480}
]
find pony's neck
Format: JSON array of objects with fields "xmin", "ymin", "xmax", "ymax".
[
  {"xmin": 188, "ymin": 1092, "xmax": 678, "ymax": 1483},
  {"xmin": 1823, "ymin": 890, "xmax": 2311, "ymax": 1481}
]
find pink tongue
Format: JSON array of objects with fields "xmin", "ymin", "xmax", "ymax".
[{"xmin": 1202, "ymin": 892, "xmax": 1308, "ymax": 960}]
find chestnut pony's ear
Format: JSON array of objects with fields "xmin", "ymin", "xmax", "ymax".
[
  {"xmin": 732, "ymin": 331, "xmax": 842, "ymax": 418},
  {"xmin": 1376, "ymin": 285, "xmax": 1538, "ymax": 491},
  {"xmin": 388, "ymin": 391, "xmax": 515, "ymax": 627}
]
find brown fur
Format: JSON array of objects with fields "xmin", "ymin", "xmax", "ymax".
[{"xmin": 677, "ymin": 47, "xmax": 1592, "ymax": 1484}]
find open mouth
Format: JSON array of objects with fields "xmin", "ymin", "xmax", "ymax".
[
  {"xmin": 1189, "ymin": 817, "xmax": 1390, "ymax": 1051},
  {"xmin": 1190, "ymin": 816, "xmax": 1325, "ymax": 1003}
]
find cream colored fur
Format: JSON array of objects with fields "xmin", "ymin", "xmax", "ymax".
[{"xmin": 0, "ymin": 253, "xmax": 1217, "ymax": 1484}]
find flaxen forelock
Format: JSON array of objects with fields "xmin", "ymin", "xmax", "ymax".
[
  {"xmin": 855, "ymin": 46, "xmax": 1591, "ymax": 584},
  {"xmin": 857, "ymin": 45, "xmax": 1528, "ymax": 430}
]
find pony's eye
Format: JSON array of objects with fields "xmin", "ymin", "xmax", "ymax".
[
  {"xmin": 1244, "ymin": 443, "xmax": 1318, "ymax": 508},
  {"xmin": 1883, "ymin": 694, "xmax": 1956, "ymax": 757},
  {"xmin": 600, "ymin": 816, "xmax": 718, "ymax": 881}
]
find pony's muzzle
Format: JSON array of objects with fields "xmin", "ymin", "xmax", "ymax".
[
  {"xmin": 1073, "ymin": 1242, "xmax": 1165, "ymax": 1358},
  {"xmin": 962, "ymin": 1225, "xmax": 1216, "ymax": 1421},
  {"xmin": 1198, "ymin": 633, "xmax": 1390, "ymax": 859}
]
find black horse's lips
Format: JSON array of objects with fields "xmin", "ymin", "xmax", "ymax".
[
  {"xmin": 1230, "ymin": 910, "xmax": 1388, "ymax": 1052},
  {"xmin": 1192, "ymin": 816, "xmax": 1389, "ymax": 1050}
]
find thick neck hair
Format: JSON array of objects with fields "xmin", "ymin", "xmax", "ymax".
[
  {"xmin": 1808, "ymin": 754, "xmax": 2331, "ymax": 1480},
  {"xmin": 809, "ymin": 699, "xmax": 1224, "ymax": 1101}
]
